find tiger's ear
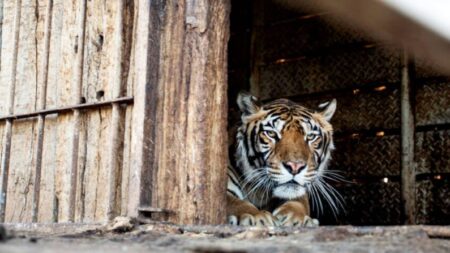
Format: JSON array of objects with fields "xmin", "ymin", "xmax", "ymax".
[
  {"xmin": 237, "ymin": 91, "xmax": 262, "ymax": 116},
  {"xmin": 318, "ymin": 99, "xmax": 337, "ymax": 121}
]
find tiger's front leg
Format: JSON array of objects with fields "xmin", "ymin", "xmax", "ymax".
[
  {"xmin": 227, "ymin": 194, "xmax": 277, "ymax": 226},
  {"xmin": 273, "ymin": 197, "xmax": 319, "ymax": 227}
]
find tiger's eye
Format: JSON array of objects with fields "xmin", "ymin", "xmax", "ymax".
[
  {"xmin": 264, "ymin": 130, "xmax": 277, "ymax": 139},
  {"xmin": 306, "ymin": 133, "xmax": 316, "ymax": 140}
]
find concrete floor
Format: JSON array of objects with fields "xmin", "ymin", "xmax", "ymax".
[{"xmin": 1, "ymin": 221, "xmax": 450, "ymax": 253}]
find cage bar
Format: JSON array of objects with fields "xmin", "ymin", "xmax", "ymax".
[
  {"xmin": 0, "ymin": 0, "xmax": 22, "ymax": 223},
  {"xmin": 400, "ymin": 49, "xmax": 416, "ymax": 224}
]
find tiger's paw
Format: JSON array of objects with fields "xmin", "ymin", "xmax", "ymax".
[
  {"xmin": 273, "ymin": 202, "xmax": 319, "ymax": 227},
  {"xmin": 228, "ymin": 210, "xmax": 277, "ymax": 226}
]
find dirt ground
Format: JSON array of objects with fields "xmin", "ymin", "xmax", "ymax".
[{"xmin": 1, "ymin": 219, "xmax": 450, "ymax": 253}]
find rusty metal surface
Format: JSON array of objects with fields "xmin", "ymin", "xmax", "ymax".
[
  {"xmin": 292, "ymin": 88, "xmax": 400, "ymax": 133},
  {"xmin": 416, "ymin": 178, "xmax": 450, "ymax": 225},
  {"xmin": 333, "ymin": 89, "xmax": 399, "ymax": 132},
  {"xmin": 259, "ymin": 47, "xmax": 400, "ymax": 100},
  {"xmin": 263, "ymin": 0, "xmax": 312, "ymax": 24},
  {"xmin": 415, "ymin": 59, "xmax": 445, "ymax": 79},
  {"xmin": 330, "ymin": 182, "xmax": 402, "ymax": 225},
  {"xmin": 263, "ymin": 16, "xmax": 370, "ymax": 62},
  {"xmin": 416, "ymin": 81, "xmax": 450, "ymax": 126},
  {"xmin": 415, "ymin": 130, "xmax": 450, "ymax": 174},
  {"xmin": 330, "ymin": 135, "xmax": 400, "ymax": 178},
  {"xmin": 249, "ymin": 0, "xmax": 450, "ymax": 226}
]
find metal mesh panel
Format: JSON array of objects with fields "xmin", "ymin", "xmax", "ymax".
[
  {"xmin": 259, "ymin": 48, "xmax": 400, "ymax": 100},
  {"xmin": 330, "ymin": 135, "xmax": 401, "ymax": 178},
  {"xmin": 322, "ymin": 182, "xmax": 401, "ymax": 225},
  {"xmin": 292, "ymin": 89, "xmax": 400, "ymax": 132},
  {"xmin": 334, "ymin": 89, "xmax": 399, "ymax": 132},
  {"xmin": 245, "ymin": 0, "xmax": 450, "ymax": 225},
  {"xmin": 415, "ymin": 58, "xmax": 445, "ymax": 79},
  {"xmin": 416, "ymin": 179, "xmax": 450, "ymax": 224},
  {"xmin": 415, "ymin": 130, "xmax": 450, "ymax": 174},
  {"xmin": 264, "ymin": 0, "xmax": 312, "ymax": 24},
  {"xmin": 416, "ymin": 81, "xmax": 450, "ymax": 126},
  {"xmin": 263, "ymin": 17, "xmax": 369, "ymax": 62}
]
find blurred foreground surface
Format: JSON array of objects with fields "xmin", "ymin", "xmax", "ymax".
[{"xmin": 1, "ymin": 220, "xmax": 450, "ymax": 253}]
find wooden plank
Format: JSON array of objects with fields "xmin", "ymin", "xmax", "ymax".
[
  {"xmin": 32, "ymin": 0, "xmax": 53, "ymax": 222},
  {"xmin": 38, "ymin": 0, "xmax": 65, "ymax": 223},
  {"xmin": 67, "ymin": 0, "xmax": 87, "ymax": 223},
  {"xmin": 127, "ymin": 0, "xmax": 163, "ymax": 218},
  {"xmin": 120, "ymin": 0, "xmax": 137, "ymax": 217},
  {"xmin": 0, "ymin": 0, "xmax": 3, "ymax": 70},
  {"xmin": 76, "ymin": 0, "xmax": 132, "ymax": 222},
  {"xmin": 147, "ymin": 0, "xmax": 230, "ymax": 225},
  {"xmin": 120, "ymin": 106, "xmax": 133, "ymax": 216},
  {"xmin": 106, "ymin": 0, "xmax": 125, "ymax": 222},
  {"xmin": 0, "ymin": 0, "xmax": 22, "ymax": 222},
  {"xmin": 54, "ymin": 0, "xmax": 79, "ymax": 222}
]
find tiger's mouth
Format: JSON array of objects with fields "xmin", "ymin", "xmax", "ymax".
[
  {"xmin": 272, "ymin": 182, "xmax": 307, "ymax": 199},
  {"xmin": 278, "ymin": 179, "xmax": 304, "ymax": 187}
]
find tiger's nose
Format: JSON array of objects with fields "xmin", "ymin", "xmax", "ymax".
[{"xmin": 283, "ymin": 161, "xmax": 306, "ymax": 175}]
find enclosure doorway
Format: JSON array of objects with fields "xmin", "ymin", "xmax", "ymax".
[{"xmin": 227, "ymin": 0, "xmax": 450, "ymax": 225}]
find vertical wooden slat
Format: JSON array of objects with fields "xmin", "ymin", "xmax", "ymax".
[
  {"xmin": 400, "ymin": 49, "xmax": 416, "ymax": 224},
  {"xmin": 127, "ymin": 0, "xmax": 163, "ymax": 218},
  {"xmin": 106, "ymin": 0, "xmax": 125, "ymax": 221},
  {"xmin": 0, "ymin": 0, "xmax": 22, "ymax": 223},
  {"xmin": 32, "ymin": 0, "xmax": 54, "ymax": 223},
  {"xmin": 0, "ymin": 0, "xmax": 3, "ymax": 69},
  {"xmin": 68, "ymin": 0, "xmax": 87, "ymax": 222}
]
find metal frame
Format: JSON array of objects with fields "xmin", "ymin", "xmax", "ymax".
[
  {"xmin": 247, "ymin": 0, "xmax": 450, "ymax": 225},
  {"xmin": 400, "ymin": 50, "xmax": 416, "ymax": 224}
]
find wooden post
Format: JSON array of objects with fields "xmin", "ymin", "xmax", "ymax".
[
  {"xmin": 129, "ymin": 0, "xmax": 230, "ymax": 225},
  {"xmin": 127, "ymin": 0, "xmax": 163, "ymax": 219},
  {"xmin": 400, "ymin": 49, "xmax": 415, "ymax": 225}
]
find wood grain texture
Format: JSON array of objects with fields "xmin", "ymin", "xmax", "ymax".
[
  {"xmin": 0, "ymin": 0, "xmax": 134, "ymax": 223},
  {"xmin": 150, "ymin": 0, "xmax": 230, "ymax": 225},
  {"xmin": 127, "ymin": 0, "xmax": 230, "ymax": 225},
  {"xmin": 0, "ymin": 0, "xmax": 228, "ymax": 225}
]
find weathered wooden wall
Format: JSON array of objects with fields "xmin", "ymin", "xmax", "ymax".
[
  {"xmin": 0, "ymin": 0, "xmax": 230, "ymax": 225},
  {"xmin": 0, "ymin": 0, "xmax": 135, "ymax": 223}
]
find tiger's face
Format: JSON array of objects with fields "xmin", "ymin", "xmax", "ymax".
[{"xmin": 235, "ymin": 92, "xmax": 336, "ymax": 200}]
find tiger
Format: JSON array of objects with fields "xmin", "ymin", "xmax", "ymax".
[{"xmin": 227, "ymin": 91, "xmax": 340, "ymax": 226}]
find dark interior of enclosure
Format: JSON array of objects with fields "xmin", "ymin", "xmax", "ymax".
[{"xmin": 228, "ymin": 0, "xmax": 450, "ymax": 225}]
